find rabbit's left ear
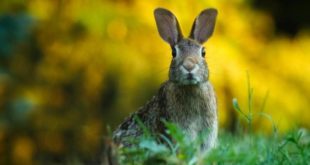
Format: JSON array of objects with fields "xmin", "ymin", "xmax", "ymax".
[{"xmin": 189, "ymin": 8, "xmax": 217, "ymax": 43}]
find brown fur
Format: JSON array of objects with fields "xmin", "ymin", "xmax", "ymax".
[{"xmin": 113, "ymin": 81, "xmax": 217, "ymax": 150}]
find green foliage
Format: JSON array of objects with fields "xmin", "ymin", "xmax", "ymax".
[
  {"xmin": 118, "ymin": 122, "xmax": 310, "ymax": 164},
  {"xmin": 206, "ymin": 130, "xmax": 310, "ymax": 165},
  {"xmin": 119, "ymin": 121, "xmax": 204, "ymax": 165}
]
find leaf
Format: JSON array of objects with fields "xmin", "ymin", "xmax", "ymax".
[
  {"xmin": 139, "ymin": 139, "xmax": 168, "ymax": 154},
  {"xmin": 232, "ymin": 98, "xmax": 249, "ymax": 122}
]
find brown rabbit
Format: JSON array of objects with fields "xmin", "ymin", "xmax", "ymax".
[{"xmin": 113, "ymin": 8, "xmax": 218, "ymax": 151}]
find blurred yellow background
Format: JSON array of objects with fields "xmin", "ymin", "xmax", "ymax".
[{"xmin": 0, "ymin": 0, "xmax": 309, "ymax": 164}]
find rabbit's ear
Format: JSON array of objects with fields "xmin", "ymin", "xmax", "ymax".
[
  {"xmin": 189, "ymin": 8, "xmax": 217, "ymax": 43},
  {"xmin": 154, "ymin": 8, "xmax": 183, "ymax": 46}
]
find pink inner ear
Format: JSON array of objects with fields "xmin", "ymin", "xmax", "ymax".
[
  {"xmin": 154, "ymin": 8, "xmax": 183, "ymax": 45},
  {"xmin": 189, "ymin": 9, "xmax": 217, "ymax": 43},
  {"xmin": 193, "ymin": 19, "xmax": 202, "ymax": 41}
]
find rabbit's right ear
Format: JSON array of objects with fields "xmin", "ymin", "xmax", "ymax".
[{"xmin": 154, "ymin": 8, "xmax": 183, "ymax": 46}]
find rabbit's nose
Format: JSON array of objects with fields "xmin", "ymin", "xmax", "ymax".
[{"xmin": 183, "ymin": 58, "xmax": 196, "ymax": 72}]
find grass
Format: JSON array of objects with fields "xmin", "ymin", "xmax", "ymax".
[
  {"xmin": 117, "ymin": 124, "xmax": 310, "ymax": 165},
  {"xmin": 115, "ymin": 75, "xmax": 310, "ymax": 164}
]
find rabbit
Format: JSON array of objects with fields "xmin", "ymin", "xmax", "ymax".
[{"xmin": 113, "ymin": 7, "xmax": 218, "ymax": 151}]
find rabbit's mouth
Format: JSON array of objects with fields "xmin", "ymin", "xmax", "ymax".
[{"xmin": 180, "ymin": 73, "xmax": 200, "ymax": 85}]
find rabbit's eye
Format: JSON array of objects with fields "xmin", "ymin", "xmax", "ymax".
[
  {"xmin": 201, "ymin": 47, "xmax": 206, "ymax": 57},
  {"xmin": 172, "ymin": 47, "xmax": 177, "ymax": 57}
]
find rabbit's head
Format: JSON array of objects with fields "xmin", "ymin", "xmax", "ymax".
[{"xmin": 154, "ymin": 8, "xmax": 217, "ymax": 85}]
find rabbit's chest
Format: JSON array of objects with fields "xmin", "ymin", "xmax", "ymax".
[
  {"xmin": 165, "ymin": 82, "xmax": 217, "ymax": 141},
  {"xmin": 169, "ymin": 101, "xmax": 209, "ymax": 138},
  {"xmin": 184, "ymin": 118, "xmax": 204, "ymax": 139}
]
